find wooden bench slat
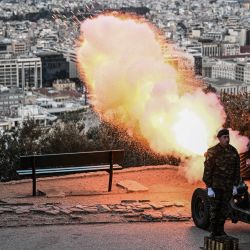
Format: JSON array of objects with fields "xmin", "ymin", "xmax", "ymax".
[
  {"xmin": 20, "ymin": 150, "xmax": 124, "ymax": 169},
  {"xmin": 17, "ymin": 164, "xmax": 122, "ymax": 175}
]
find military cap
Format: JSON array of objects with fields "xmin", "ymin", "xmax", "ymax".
[{"xmin": 217, "ymin": 128, "xmax": 229, "ymax": 138}]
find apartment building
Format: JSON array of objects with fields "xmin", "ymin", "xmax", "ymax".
[
  {"xmin": 17, "ymin": 56, "xmax": 42, "ymax": 89},
  {"xmin": 222, "ymin": 43, "xmax": 240, "ymax": 56},
  {"xmin": 205, "ymin": 78, "xmax": 249, "ymax": 95},
  {"xmin": 235, "ymin": 63, "xmax": 245, "ymax": 82},
  {"xmin": 212, "ymin": 60, "xmax": 236, "ymax": 80},
  {"xmin": 12, "ymin": 41, "xmax": 27, "ymax": 55},
  {"xmin": 0, "ymin": 55, "xmax": 42, "ymax": 89},
  {"xmin": 202, "ymin": 43, "xmax": 222, "ymax": 57},
  {"xmin": 0, "ymin": 57, "xmax": 17, "ymax": 87},
  {"xmin": 203, "ymin": 57, "xmax": 250, "ymax": 88}
]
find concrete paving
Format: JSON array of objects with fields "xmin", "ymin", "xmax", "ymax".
[
  {"xmin": 0, "ymin": 199, "xmax": 190, "ymax": 227},
  {"xmin": 117, "ymin": 180, "xmax": 149, "ymax": 192},
  {"xmin": 1, "ymin": 222, "xmax": 250, "ymax": 250}
]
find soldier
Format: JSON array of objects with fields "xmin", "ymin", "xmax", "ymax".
[{"xmin": 203, "ymin": 128, "xmax": 240, "ymax": 237}]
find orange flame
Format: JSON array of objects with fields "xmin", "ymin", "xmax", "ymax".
[{"xmin": 77, "ymin": 13, "xmax": 249, "ymax": 181}]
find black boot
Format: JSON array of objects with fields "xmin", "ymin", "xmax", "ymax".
[
  {"xmin": 209, "ymin": 223, "xmax": 218, "ymax": 238},
  {"xmin": 217, "ymin": 222, "xmax": 227, "ymax": 236}
]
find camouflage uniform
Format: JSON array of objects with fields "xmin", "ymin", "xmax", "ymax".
[{"xmin": 203, "ymin": 143, "xmax": 240, "ymax": 235}]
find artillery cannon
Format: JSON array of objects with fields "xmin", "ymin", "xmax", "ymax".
[{"xmin": 191, "ymin": 179, "xmax": 250, "ymax": 229}]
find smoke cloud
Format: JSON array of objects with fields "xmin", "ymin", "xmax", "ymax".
[{"xmin": 77, "ymin": 13, "xmax": 249, "ymax": 182}]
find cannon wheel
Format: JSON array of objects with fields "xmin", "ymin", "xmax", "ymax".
[{"xmin": 191, "ymin": 188, "xmax": 210, "ymax": 229}]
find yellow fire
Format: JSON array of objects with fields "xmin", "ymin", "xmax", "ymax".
[
  {"xmin": 172, "ymin": 108, "xmax": 208, "ymax": 155},
  {"xmin": 77, "ymin": 13, "xmax": 248, "ymax": 181}
]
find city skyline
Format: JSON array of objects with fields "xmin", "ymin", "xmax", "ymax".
[{"xmin": 0, "ymin": 0, "xmax": 250, "ymax": 133}]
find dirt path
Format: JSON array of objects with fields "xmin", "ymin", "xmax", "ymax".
[
  {"xmin": 0, "ymin": 165, "xmax": 204, "ymax": 227},
  {"xmin": 0, "ymin": 165, "xmax": 203, "ymax": 206}
]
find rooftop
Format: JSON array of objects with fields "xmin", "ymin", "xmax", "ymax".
[{"xmin": 205, "ymin": 77, "xmax": 244, "ymax": 87}]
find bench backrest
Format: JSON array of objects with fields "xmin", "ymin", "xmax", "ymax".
[{"xmin": 19, "ymin": 150, "xmax": 124, "ymax": 170}]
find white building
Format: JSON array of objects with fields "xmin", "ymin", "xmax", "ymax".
[
  {"xmin": 222, "ymin": 43, "xmax": 240, "ymax": 56},
  {"xmin": 0, "ymin": 55, "xmax": 42, "ymax": 89},
  {"xmin": 52, "ymin": 79, "xmax": 76, "ymax": 91},
  {"xmin": 202, "ymin": 43, "xmax": 222, "ymax": 57},
  {"xmin": 12, "ymin": 40, "xmax": 27, "ymax": 55},
  {"xmin": 35, "ymin": 98, "xmax": 86, "ymax": 115},
  {"xmin": 205, "ymin": 78, "xmax": 250, "ymax": 95},
  {"xmin": 203, "ymin": 57, "xmax": 250, "ymax": 85},
  {"xmin": 17, "ymin": 56, "xmax": 42, "ymax": 89},
  {"xmin": 0, "ymin": 104, "xmax": 57, "ymax": 131},
  {"xmin": 0, "ymin": 90, "xmax": 23, "ymax": 113},
  {"xmin": 0, "ymin": 57, "xmax": 17, "ymax": 87},
  {"xmin": 240, "ymin": 28, "xmax": 247, "ymax": 46},
  {"xmin": 212, "ymin": 60, "xmax": 236, "ymax": 80},
  {"xmin": 192, "ymin": 28, "xmax": 202, "ymax": 38},
  {"xmin": 244, "ymin": 63, "xmax": 250, "ymax": 84},
  {"xmin": 202, "ymin": 32, "xmax": 223, "ymax": 41}
]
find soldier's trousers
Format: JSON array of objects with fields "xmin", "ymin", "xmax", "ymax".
[{"xmin": 209, "ymin": 188, "xmax": 232, "ymax": 225}]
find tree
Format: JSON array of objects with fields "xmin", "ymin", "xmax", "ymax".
[
  {"xmin": 221, "ymin": 93, "xmax": 250, "ymax": 137},
  {"xmin": 203, "ymin": 84, "xmax": 217, "ymax": 94},
  {"xmin": 42, "ymin": 122, "xmax": 89, "ymax": 154},
  {"xmin": 0, "ymin": 131, "xmax": 19, "ymax": 181},
  {"xmin": 18, "ymin": 119, "xmax": 43, "ymax": 155},
  {"xmin": 0, "ymin": 119, "xmax": 44, "ymax": 181}
]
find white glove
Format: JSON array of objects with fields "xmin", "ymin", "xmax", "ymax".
[
  {"xmin": 232, "ymin": 186, "xmax": 237, "ymax": 196},
  {"xmin": 207, "ymin": 187, "xmax": 215, "ymax": 198}
]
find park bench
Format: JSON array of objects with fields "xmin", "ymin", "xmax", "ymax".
[{"xmin": 17, "ymin": 150, "xmax": 124, "ymax": 196}]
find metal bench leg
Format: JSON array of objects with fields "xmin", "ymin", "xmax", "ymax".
[
  {"xmin": 32, "ymin": 177, "xmax": 36, "ymax": 196},
  {"xmin": 32, "ymin": 157, "xmax": 36, "ymax": 196},
  {"xmin": 108, "ymin": 170, "xmax": 113, "ymax": 192},
  {"xmin": 108, "ymin": 151, "xmax": 114, "ymax": 192}
]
